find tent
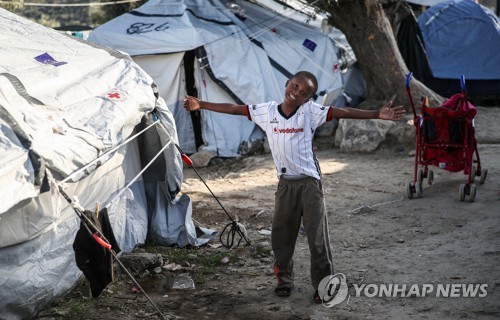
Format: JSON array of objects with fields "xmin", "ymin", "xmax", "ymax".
[
  {"xmin": 88, "ymin": 0, "xmax": 345, "ymax": 157},
  {"xmin": 0, "ymin": 8, "xmax": 208, "ymax": 319},
  {"xmin": 248, "ymin": 0, "xmax": 365, "ymax": 107},
  {"xmin": 405, "ymin": 0, "xmax": 445, "ymax": 6},
  {"xmin": 418, "ymin": 0, "xmax": 500, "ymax": 80},
  {"xmin": 252, "ymin": 0, "xmax": 357, "ymax": 69},
  {"xmin": 404, "ymin": 0, "xmax": 500, "ymax": 98}
]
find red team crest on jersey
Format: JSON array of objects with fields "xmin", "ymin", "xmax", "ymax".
[{"xmin": 271, "ymin": 118, "xmax": 279, "ymax": 134}]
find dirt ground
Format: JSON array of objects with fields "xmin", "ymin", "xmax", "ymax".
[{"xmin": 36, "ymin": 133, "xmax": 500, "ymax": 320}]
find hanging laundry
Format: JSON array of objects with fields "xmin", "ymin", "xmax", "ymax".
[{"xmin": 72, "ymin": 207, "xmax": 121, "ymax": 298}]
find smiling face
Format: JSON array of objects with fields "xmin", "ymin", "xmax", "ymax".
[{"xmin": 283, "ymin": 74, "xmax": 317, "ymax": 110}]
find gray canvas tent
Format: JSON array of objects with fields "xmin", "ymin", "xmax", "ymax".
[
  {"xmin": 88, "ymin": 0, "xmax": 346, "ymax": 157},
  {"xmin": 0, "ymin": 8, "xmax": 209, "ymax": 319}
]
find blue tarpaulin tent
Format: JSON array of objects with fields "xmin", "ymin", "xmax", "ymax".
[{"xmin": 418, "ymin": 0, "xmax": 500, "ymax": 80}]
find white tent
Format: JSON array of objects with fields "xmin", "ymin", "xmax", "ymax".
[
  {"xmin": 252, "ymin": 0, "xmax": 357, "ymax": 69},
  {"xmin": 88, "ymin": 0, "xmax": 345, "ymax": 157},
  {"xmin": 0, "ymin": 8, "xmax": 197, "ymax": 319}
]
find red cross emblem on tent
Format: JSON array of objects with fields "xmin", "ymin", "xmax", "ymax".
[
  {"xmin": 108, "ymin": 92, "xmax": 121, "ymax": 99},
  {"xmin": 105, "ymin": 89, "xmax": 127, "ymax": 102}
]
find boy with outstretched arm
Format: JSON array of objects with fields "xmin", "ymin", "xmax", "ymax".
[{"xmin": 183, "ymin": 71, "xmax": 405, "ymax": 303}]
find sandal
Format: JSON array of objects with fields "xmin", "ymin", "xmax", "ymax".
[{"xmin": 274, "ymin": 284, "xmax": 294, "ymax": 297}]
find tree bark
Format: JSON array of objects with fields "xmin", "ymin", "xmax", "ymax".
[{"xmin": 321, "ymin": 0, "xmax": 444, "ymax": 109}]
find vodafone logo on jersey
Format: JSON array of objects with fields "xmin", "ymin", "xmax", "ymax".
[{"xmin": 273, "ymin": 127, "xmax": 304, "ymax": 134}]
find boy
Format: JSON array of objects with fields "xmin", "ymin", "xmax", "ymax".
[{"xmin": 183, "ymin": 71, "xmax": 405, "ymax": 303}]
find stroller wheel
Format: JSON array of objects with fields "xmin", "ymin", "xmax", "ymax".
[
  {"xmin": 406, "ymin": 182, "xmax": 414, "ymax": 199},
  {"xmin": 417, "ymin": 169, "xmax": 424, "ymax": 184},
  {"xmin": 459, "ymin": 184, "xmax": 466, "ymax": 201},
  {"xmin": 427, "ymin": 170, "xmax": 434, "ymax": 185},
  {"xmin": 416, "ymin": 181, "xmax": 424, "ymax": 198},
  {"xmin": 479, "ymin": 169, "xmax": 488, "ymax": 185},
  {"xmin": 466, "ymin": 184, "xmax": 477, "ymax": 202},
  {"xmin": 471, "ymin": 166, "xmax": 477, "ymax": 182}
]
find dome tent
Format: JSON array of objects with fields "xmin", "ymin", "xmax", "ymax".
[
  {"xmin": 417, "ymin": 0, "xmax": 500, "ymax": 97},
  {"xmin": 0, "ymin": 8, "xmax": 205, "ymax": 319},
  {"xmin": 88, "ymin": 0, "xmax": 345, "ymax": 157}
]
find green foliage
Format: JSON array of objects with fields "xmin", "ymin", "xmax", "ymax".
[
  {"xmin": 0, "ymin": 0, "xmax": 23, "ymax": 11},
  {"xmin": 1, "ymin": 0, "xmax": 148, "ymax": 29},
  {"xmin": 91, "ymin": 0, "xmax": 147, "ymax": 26},
  {"xmin": 254, "ymin": 244, "xmax": 272, "ymax": 256},
  {"xmin": 68, "ymin": 298, "xmax": 91, "ymax": 316},
  {"xmin": 146, "ymin": 246, "xmax": 239, "ymax": 267},
  {"xmin": 144, "ymin": 245, "xmax": 239, "ymax": 284}
]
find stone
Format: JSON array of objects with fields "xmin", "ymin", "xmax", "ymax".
[
  {"xmin": 172, "ymin": 273, "xmax": 195, "ymax": 290},
  {"xmin": 386, "ymin": 119, "xmax": 416, "ymax": 146},
  {"xmin": 238, "ymin": 139, "xmax": 264, "ymax": 156},
  {"xmin": 335, "ymin": 119, "xmax": 395, "ymax": 152},
  {"xmin": 118, "ymin": 252, "xmax": 163, "ymax": 275},
  {"xmin": 188, "ymin": 150, "xmax": 217, "ymax": 168},
  {"xmin": 316, "ymin": 119, "xmax": 339, "ymax": 137}
]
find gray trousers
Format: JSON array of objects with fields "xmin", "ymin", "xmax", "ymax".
[{"xmin": 272, "ymin": 176, "xmax": 334, "ymax": 290}]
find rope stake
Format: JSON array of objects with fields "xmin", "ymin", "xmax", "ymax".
[{"xmin": 174, "ymin": 144, "xmax": 251, "ymax": 249}]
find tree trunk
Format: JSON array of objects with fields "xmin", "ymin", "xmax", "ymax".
[{"xmin": 323, "ymin": 0, "xmax": 444, "ymax": 109}]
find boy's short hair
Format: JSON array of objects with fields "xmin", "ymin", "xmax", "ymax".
[{"xmin": 292, "ymin": 71, "xmax": 318, "ymax": 95}]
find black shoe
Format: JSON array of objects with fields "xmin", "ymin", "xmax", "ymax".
[{"xmin": 274, "ymin": 284, "xmax": 294, "ymax": 297}]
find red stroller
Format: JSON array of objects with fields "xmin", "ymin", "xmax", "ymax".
[{"xmin": 405, "ymin": 73, "xmax": 487, "ymax": 201}]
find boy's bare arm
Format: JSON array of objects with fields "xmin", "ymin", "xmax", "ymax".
[
  {"xmin": 331, "ymin": 101, "xmax": 406, "ymax": 121},
  {"xmin": 183, "ymin": 96, "xmax": 247, "ymax": 116}
]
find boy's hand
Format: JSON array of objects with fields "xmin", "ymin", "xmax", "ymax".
[
  {"xmin": 378, "ymin": 101, "xmax": 406, "ymax": 121},
  {"xmin": 183, "ymin": 96, "xmax": 200, "ymax": 111}
]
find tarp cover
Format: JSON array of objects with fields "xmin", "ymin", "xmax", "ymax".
[
  {"xmin": 0, "ymin": 8, "xmax": 192, "ymax": 319},
  {"xmin": 418, "ymin": 0, "xmax": 500, "ymax": 80},
  {"xmin": 89, "ymin": 0, "xmax": 344, "ymax": 156}
]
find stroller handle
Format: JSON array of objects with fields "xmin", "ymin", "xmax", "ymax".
[
  {"xmin": 405, "ymin": 72, "xmax": 413, "ymax": 89},
  {"xmin": 460, "ymin": 75, "xmax": 466, "ymax": 93},
  {"xmin": 404, "ymin": 72, "xmax": 418, "ymax": 119}
]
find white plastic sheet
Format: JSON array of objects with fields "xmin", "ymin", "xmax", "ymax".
[{"xmin": 0, "ymin": 8, "xmax": 194, "ymax": 319}]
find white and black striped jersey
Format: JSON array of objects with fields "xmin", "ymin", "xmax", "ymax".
[{"xmin": 246, "ymin": 101, "xmax": 333, "ymax": 180}]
